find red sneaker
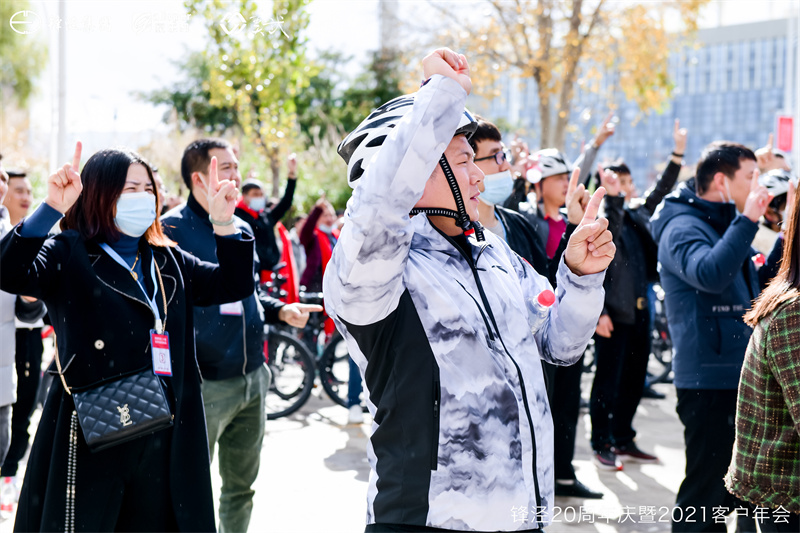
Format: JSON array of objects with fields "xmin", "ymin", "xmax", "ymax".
[
  {"xmin": 613, "ymin": 442, "xmax": 659, "ymax": 463},
  {"xmin": 593, "ymin": 448, "xmax": 623, "ymax": 471}
]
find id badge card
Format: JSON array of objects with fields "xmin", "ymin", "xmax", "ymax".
[
  {"xmin": 220, "ymin": 301, "xmax": 243, "ymax": 316},
  {"xmin": 151, "ymin": 330, "xmax": 173, "ymax": 376}
]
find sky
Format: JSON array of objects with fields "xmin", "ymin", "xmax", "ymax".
[
  {"xmin": 5, "ymin": 0, "xmax": 799, "ymax": 168},
  {"xmin": 21, "ymin": 0, "xmax": 378, "ymax": 131}
]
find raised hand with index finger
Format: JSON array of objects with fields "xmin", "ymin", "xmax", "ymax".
[
  {"xmin": 755, "ymin": 133, "xmax": 778, "ymax": 172},
  {"xmin": 673, "ymin": 119, "xmax": 688, "ymax": 157},
  {"xmin": 593, "ymin": 112, "xmax": 616, "ymax": 148},
  {"xmin": 206, "ymin": 156, "xmax": 239, "ymax": 235},
  {"xmin": 565, "ymin": 167, "xmax": 590, "ymax": 225},
  {"xmin": 597, "ymin": 164, "xmax": 621, "ymax": 197},
  {"xmin": 563, "ymin": 186, "xmax": 616, "ymax": 276},
  {"xmin": 45, "ymin": 141, "xmax": 84, "ymax": 214},
  {"xmin": 742, "ymin": 168, "xmax": 773, "ymax": 223}
]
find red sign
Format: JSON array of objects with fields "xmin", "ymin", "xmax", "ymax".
[{"xmin": 777, "ymin": 116, "xmax": 793, "ymax": 152}]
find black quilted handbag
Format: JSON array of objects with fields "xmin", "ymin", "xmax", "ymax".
[{"xmin": 56, "ymin": 345, "xmax": 173, "ymax": 453}]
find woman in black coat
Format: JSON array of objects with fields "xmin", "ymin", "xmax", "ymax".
[{"xmin": 0, "ymin": 143, "xmax": 255, "ymax": 532}]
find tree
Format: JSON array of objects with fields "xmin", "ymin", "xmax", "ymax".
[
  {"xmin": 0, "ymin": 0, "xmax": 48, "ymax": 106},
  {"xmin": 295, "ymin": 49, "xmax": 405, "ymax": 139},
  {"xmin": 143, "ymin": 51, "xmax": 239, "ymax": 134},
  {"xmin": 430, "ymin": 0, "xmax": 707, "ymax": 149},
  {"xmin": 184, "ymin": 0, "xmax": 315, "ymax": 196}
]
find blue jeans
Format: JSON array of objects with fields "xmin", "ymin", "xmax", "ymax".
[
  {"xmin": 347, "ymin": 358, "xmax": 363, "ymax": 408},
  {"xmin": 202, "ymin": 364, "xmax": 270, "ymax": 533}
]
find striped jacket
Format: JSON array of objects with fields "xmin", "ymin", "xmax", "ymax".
[
  {"xmin": 725, "ymin": 297, "xmax": 800, "ymax": 513},
  {"xmin": 323, "ymin": 75, "xmax": 605, "ymax": 531}
]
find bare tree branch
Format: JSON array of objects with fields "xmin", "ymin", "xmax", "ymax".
[{"xmin": 489, "ymin": 0, "xmax": 525, "ymax": 67}]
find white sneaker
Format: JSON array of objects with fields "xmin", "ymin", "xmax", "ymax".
[
  {"xmin": 348, "ymin": 405, "xmax": 364, "ymax": 424},
  {"xmin": 0, "ymin": 476, "xmax": 18, "ymax": 521}
]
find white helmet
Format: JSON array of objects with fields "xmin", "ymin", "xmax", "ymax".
[
  {"xmin": 338, "ymin": 93, "xmax": 477, "ymax": 188},
  {"xmin": 526, "ymin": 148, "xmax": 572, "ymax": 184}
]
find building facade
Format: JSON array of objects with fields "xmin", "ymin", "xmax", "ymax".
[{"xmin": 473, "ymin": 17, "xmax": 799, "ymax": 191}]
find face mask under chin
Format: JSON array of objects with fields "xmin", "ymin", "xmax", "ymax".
[{"xmin": 717, "ymin": 178, "xmax": 740, "ymax": 213}]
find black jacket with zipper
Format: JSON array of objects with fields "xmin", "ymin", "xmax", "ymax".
[
  {"xmin": 162, "ymin": 194, "xmax": 284, "ymax": 380},
  {"xmin": 0, "ymin": 222, "xmax": 255, "ymax": 532},
  {"xmin": 602, "ymin": 159, "xmax": 681, "ymax": 325}
]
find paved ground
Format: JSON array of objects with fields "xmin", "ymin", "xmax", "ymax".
[
  {"xmin": 241, "ymin": 376, "xmax": 689, "ymax": 533},
  {"xmin": 2, "ymin": 371, "xmax": 727, "ymax": 533}
]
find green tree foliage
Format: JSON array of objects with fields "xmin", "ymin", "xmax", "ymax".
[
  {"xmin": 0, "ymin": 0, "xmax": 48, "ymax": 106},
  {"xmin": 286, "ymin": 48, "xmax": 405, "ymax": 212},
  {"xmin": 143, "ymin": 51, "xmax": 239, "ymax": 133},
  {"xmin": 296, "ymin": 49, "xmax": 404, "ymax": 138},
  {"xmin": 183, "ymin": 0, "xmax": 314, "ymax": 196},
  {"xmin": 145, "ymin": 3, "xmax": 404, "ymax": 212}
]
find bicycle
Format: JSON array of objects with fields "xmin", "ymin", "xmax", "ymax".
[
  {"xmin": 317, "ymin": 330, "xmax": 350, "ymax": 408},
  {"xmin": 646, "ymin": 284, "xmax": 673, "ymax": 384},
  {"xmin": 264, "ymin": 328, "xmax": 315, "ymax": 419},
  {"xmin": 261, "ymin": 268, "xmax": 353, "ymax": 419}
]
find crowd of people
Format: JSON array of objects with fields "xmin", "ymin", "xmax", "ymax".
[{"xmin": 0, "ymin": 46, "xmax": 797, "ymax": 533}]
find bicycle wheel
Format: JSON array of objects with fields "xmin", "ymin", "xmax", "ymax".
[
  {"xmin": 648, "ymin": 295, "xmax": 674, "ymax": 384},
  {"xmin": 648, "ymin": 323, "xmax": 673, "ymax": 384},
  {"xmin": 319, "ymin": 331, "xmax": 351, "ymax": 408},
  {"xmin": 265, "ymin": 330, "xmax": 315, "ymax": 420}
]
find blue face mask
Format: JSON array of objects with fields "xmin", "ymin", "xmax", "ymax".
[
  {"xmin": 480, "ymin": 170, "xmax": 514, "ymax": 206},
  {"xmin": 115, "ymin": 192, "xmax": 156, "ymax": 237},
  {"xmin": 248, "ymin": 197, "xmax": 266, "ymax": 212}
]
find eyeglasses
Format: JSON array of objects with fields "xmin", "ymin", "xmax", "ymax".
[{"xmin": 474, "ymin": 150, "xmax": 509, "ymax": 166}]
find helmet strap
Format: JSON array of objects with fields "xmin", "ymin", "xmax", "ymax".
[{"xmin": 409, "ymin": 154, "xmax": 485, "ymax": 242}]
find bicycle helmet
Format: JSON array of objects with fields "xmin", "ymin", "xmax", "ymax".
[
  {"xmin": 526, "ymin": 148, "xmax": 572, "ymax": 184},
  {"xmin": 338, "ymin": 89, "xmax": 483, "ymax": 240},
  {"xmin": 338, "ymin": 94, "xmax": 477, "ymax": 187},
  {"xmin": 759, "ymin": 168, "xmax": 797, "ymax": 198}
]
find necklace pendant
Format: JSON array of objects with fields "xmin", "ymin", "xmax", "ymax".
[{"xmin": 131, "ymin": 272, "xmax": 138, "ymax": 281}]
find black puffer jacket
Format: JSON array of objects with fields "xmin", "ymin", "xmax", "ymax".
[{"xmin": 602, "ymin": 159, "xmax": 680, "ymax": 325}]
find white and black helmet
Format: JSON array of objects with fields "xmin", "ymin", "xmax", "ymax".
[
  {"xmin": 338, "ymin": 93, "xmax": 478, "ymax": 188},
  {"xmin": 526, "ymin": 148, "xmax": 572, "ymax": 184},
  {"xmin": 759, "ymin": 168, "xmax": 797, "ymax": 198}
]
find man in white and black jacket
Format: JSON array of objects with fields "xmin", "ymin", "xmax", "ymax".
[{"xmin": 325, "ymin": 48, "xmax": 616, "ymax": 532}]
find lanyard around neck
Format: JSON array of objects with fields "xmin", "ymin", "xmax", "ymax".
[{"xmin": 99, "ymin": 243, "xmax": 167, "ymax": 333}]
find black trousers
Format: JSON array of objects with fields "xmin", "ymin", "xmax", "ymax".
[
  {"xmin": 589, "ymin": 310, "xmax": 650, "ymax": 450},
  {"xmin": 672, "ymin": 388, "xmax": 753, "ymax": 532},
  {"xmin": 1, "ymin": 328, "xmax": 43, "ymax": 477},
  {"xmin": 542, "ymin": 354, "xmax": 585, "ymax": 481}
]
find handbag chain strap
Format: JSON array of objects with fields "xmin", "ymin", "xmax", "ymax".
[
  {"xmin": 54, "ymin": 332, "xmax": 71, "ymax": 396},
  {"xmin": 53, "ymin": 250, "xmax": 170, "ymax": 396}
]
